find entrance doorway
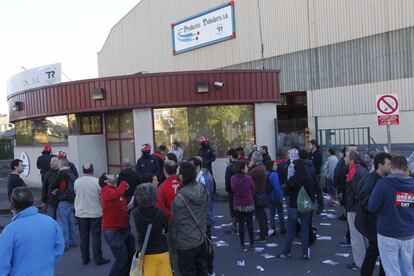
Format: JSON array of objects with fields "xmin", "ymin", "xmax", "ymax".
[
  {"xmin": 105, "ymin": 111, "xmax": 135, "ymax": 175},
  {"xmin": 276, "ymin": 91, "xmax": 308, "ymax": 150}
]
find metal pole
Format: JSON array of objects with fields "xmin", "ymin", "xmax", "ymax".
[{"xmin": 387, "ymin": 124, "xmax": 392, "ymax": 153}]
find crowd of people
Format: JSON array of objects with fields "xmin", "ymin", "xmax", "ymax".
[{"xmin": 0, "ymin": 138, "xmax": 414, "ymax": 276}]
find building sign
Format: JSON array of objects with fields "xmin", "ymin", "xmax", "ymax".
[
  {"xmin": 7, "ymin": 63, "xmax": 61, "ymax": 97},
  {"xmin": 172, "ymin": 2, "xmax": 235, "ymax": 55},
  {"xmin": 20, "ymin": 152, "xmax": 30, "ymax": 177},
  {"xmin": 376, "ymin": 94, "xmax": 400, "ymax": 126}
]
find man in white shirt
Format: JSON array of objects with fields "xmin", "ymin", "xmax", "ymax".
[
  {"xmin": 74, "ymin": 163, "xmax": 110, "ymax": 266},
  {"xmin": 170, "ymin": 141, "xmax": 184, "ymax": 161}
]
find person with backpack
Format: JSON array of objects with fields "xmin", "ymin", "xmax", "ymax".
[
  {"xmin": 132, "ymin": 183, "xmax": 172, "ymax": 276},
  {"xmin": 265, "ymin": 160, "xmax": 286, "ymax": 236},
  {"xmin": 51, "ymin": 158, "xmax": 78, "ymax": 250},
  {"xmin": 277, "ymin": 159, "xmax": 315, "ymax": 260},
  {"xmin": 355, "ymin": 153, "xmax": 391, "ymax": 276},
  {"xmin": 231, "ymin": 160, "xmax": 255, "ymax": 251},
  {"xmin": 275, "ymin": 149, "xmax": 289, "ymax": 193}
]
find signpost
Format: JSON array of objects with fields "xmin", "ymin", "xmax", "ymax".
[{"xmin": 376, "ymin": 94, "xmax": 399, "ymax": 152}]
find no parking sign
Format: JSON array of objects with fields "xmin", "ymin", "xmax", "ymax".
[{"xmin": 376, "ymin": 94, "xmax": 399, "ymax": 126}]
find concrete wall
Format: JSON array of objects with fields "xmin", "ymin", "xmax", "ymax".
[
  {"xmin": 254, "ymin": 103, "xmax": 277, "ymax": 159},
  {"xmin": 67, "ymin": 135, "xmax": 107, "ymax": 178},
  {"xmin": 133, "ymin": 108, "xmax": 154, "ymax": 160},
  {"xmin": 14, "ymin": 145, "xmax": 69, "ymax": 188}
]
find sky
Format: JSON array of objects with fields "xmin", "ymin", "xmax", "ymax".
[{"xmin": 0, "ymin": 0, "xmax": 141, "ymax": 116}]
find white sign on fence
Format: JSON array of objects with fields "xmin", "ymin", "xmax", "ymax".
[
  {"xmin": 7, "ymin": 63, "xmax": 61, "ymax": 97},
  {"xmin": 172, "ymin": 2, "xmax": 235, "ymax": 55}
]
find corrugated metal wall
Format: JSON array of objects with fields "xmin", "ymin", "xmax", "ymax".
[
  {"xmin": 8, "ymin": 70, "xmax": 280, "ymax": 122},
  {"xmin": 98, "ymin": 0, "xmax": 414, "ymax": 77},
  {"xmin": 226, "ymin": 27, "xmax": 414, "ymax": 93}
]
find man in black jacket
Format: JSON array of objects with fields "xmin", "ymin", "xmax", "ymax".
[
  {"xmin": 41, "ymin": 156, "xmax": 60, "ymax": 219},
  {"xmin": 225, "ymin": 148, "xmax": 239, "ymax": 234},
  {"xmin": 308, "ymin": 140, "xmax": 323, "ymax": 213},
  {"xmin": 118, "ymin": 159, "xmax": 139, "ymax": 203},
  {"xmin": 356, "ymin": 152, "xmax": 391, "ymax": 276},
  {"xmin": 136, "ymin": 144, "xmax": 160, "ymax": 183},
  {"xmin": 37, "ymin": 145, "xmax": 55, "ymax": 182},
  {"xmin": 7, "ymin": 159, "xmax": 26, "ymax": 201}
]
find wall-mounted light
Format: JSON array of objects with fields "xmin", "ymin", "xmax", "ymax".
[
  {"xmin": 12, "ymin": 101, "xmax": 23, "ymax": 111},
  {"xmin": 92, "ymin": 88, "xmax": 106, "ymax": 100},
  {"xmin": 196, "ymin": 81, "xmax": 209, "ymax": 93}
]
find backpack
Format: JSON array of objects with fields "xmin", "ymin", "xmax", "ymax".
[
  {"xmin": 297, "ymin": 186, "xmax": 315, "ymax": 214},
  {"xmin": 266, "ymin": 172, "xmax": 274, "ymax": 194}
]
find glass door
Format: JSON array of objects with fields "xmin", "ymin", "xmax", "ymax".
[{"xmin": 105, "ymin": 111, "xmax": 135, "ymax": 175}]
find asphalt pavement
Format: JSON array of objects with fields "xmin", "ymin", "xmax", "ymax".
[{"xmin": 0, "ymin": 177, "xmax": 381, "ymax": 276}]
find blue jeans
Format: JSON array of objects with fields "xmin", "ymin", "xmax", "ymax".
[
  {"xmin": 325, "ymin": 178, "xmax": 336, "ymax": 197},
  {"xmin": 104, "ymin": 229, "xmax": 135, "ymax": 276},
  {"xmin": 46, "ymin": 204, "xmax": 57, "ymax": 219},
  {"xmin": 268, "ymin": 198, "xmax": 286, "ymax": 232},
  {"xmin": 57, "ymin": 201, "xmax": 78, "ymax": 247},
  {"xmin": 282, "ymin": 207, "xmax": 311, "ymax": 256},
  {"xmin": 378, "ymin": 234, "xmax": 414, "ymax": 276}
]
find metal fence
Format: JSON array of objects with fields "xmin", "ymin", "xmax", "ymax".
[{"xmin": 318, "ymin": 127, "xmax": 372, "ymax": 153}]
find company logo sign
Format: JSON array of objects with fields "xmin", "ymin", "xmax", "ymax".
[
  {"xmin": 172, "ymin": 2, "xmax": 235, "ymax": 55},
  {"xmin": 7, "ymin": 63, "xmax": 61, "ymax": 97}
]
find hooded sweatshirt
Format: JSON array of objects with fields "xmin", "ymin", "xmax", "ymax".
[
  {"xmin": 287, "ymin": 149, "xmax": 299, "ymax": 180},
  {"xmin": 169, "ymin": 181, "xmax": 208, "ymax": 250},
  {"xmin": 132, "ymin": 206, "xmax": 168, "ymax": 254},
  {"xmin": 368, "ymin": 173, "xmax": 414, "ymax": 238}
]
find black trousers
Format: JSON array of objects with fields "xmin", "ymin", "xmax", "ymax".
[
  {"xmin": 314, "ymin": 175, "xmax": 324, "ymax": 209},
  {"xmin": 255, "ymin": 205, "xmax": 268, "ymax": 238},
  {"xmin": 235, "ymin": 210, "xmax": 254, "ymax": 246},
  {"xmin": 361, "ymin": 239, "xmax": 385, "ymax": 276},
  {"xmin": 77, "ymin": 217, "xmax": 103, "ymax": 263},
  {"xmin": 177, "ymin": 242, "xmax": 209, "ymax": 276},
  {"xmin": 206, "ymin": 225, "xmax": 214, "ymax": 274}
]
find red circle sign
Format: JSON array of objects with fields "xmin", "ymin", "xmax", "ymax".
[{"xmin": 377, "ymin": 95, "xmax": 398, "ymax": 115}]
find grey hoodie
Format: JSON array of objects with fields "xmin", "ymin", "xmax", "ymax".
[{"xmin": 169, "ymin": 181, "xmax": 208, "ymax": 250}]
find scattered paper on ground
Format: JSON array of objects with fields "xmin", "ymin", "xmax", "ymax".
[
  {"xmin": 261, "ymin": 254, "xmax": 275, "ymax": 259},
  {"xmin": 214, "ymin": 226, "xmax": 222, "ymax": 229},
  {"xmin": 215, "ymin": 215, "xmax": 224, "ymax": 218},
  {"xmin": 335, "ymin": 253, "xmax": 350, "ymax": 257},
  {"xmin": 317, "ymin": 236, "xmax": 332, "ymax": 240},
  {"xmin": 254, "ymin": 247, "xmax": 264, "ymax": 252},
  {"xmin": 293, "ymin": 241, "xmax": 302, "ymax": 245},
  {"xmin": 215, "ymin": 240, "xmax": 229, "ymax": 247},
  {"xmin": 322, "ymin": 260, "xmax": 338, "ymax": 266},
  {"xmin": 237, "ymin": 260, "xmax": 245, "ymax": 266},
  {"xmin": 320, "ymin": 223, "xmax": 331, "ymax": 226},
  {"xmin": 211, "ymin": 236, "xmax": 218, "ymax": 239},
  {"xmin": 256, "ymin": 265, "xmax": 265, "ymax": 271},
  {"xmin": 221, "ymin": 223, "xmax": 232, "ymax": 227},
  {"xmin": 265, "ymin": 243, "xmax": 278, "ymax": 247}
]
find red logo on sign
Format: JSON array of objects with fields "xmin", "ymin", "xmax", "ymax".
[{"xmin": 377, "ymin": 95, "xmax": 399, "ymax": 115}]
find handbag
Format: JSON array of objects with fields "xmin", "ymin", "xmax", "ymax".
[
  {"xmin": 130, "ymin": 224, "xmax": 153, "ymax": 276},
  {"xmin": 178, "ymin": 193, "xmax": 213, "ymax": 254}
]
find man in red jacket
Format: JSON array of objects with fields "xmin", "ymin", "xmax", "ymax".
[
  {"xmin": 99, "ymin": 173, "xmax": 135, "ymax": 276},
  {"xmin": 156, "ymin": 160, "xmax": 181, "ymax": 223}
]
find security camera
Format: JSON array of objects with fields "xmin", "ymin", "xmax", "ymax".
[{"xmin": 214, "ymin": 81, "xmax": 224, "ymax": 88}]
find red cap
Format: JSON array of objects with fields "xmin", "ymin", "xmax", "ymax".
[
  {"xmin": 141, "ymin": 144, "xmax": 151, "ymax": 152},
  {"xmin": 200, "ymin": 136, "xmax": 210, "ymax": 146},
  {"xmin": 43, "ymin": 145, "xmax": 52, "ymax": 153},
  {"xmin": 57, "ymin": 151, "xmax": 67, "ymax": 159}
]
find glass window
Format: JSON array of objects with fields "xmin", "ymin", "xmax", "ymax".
[
  {"xmin": 15, "ymin": 115, "xmax": 69, "ymax": 146},
  {"xmin": 154, "ymin": 105, "xmax": 255, "ymax": 158},
  {"xmin": 80, "ymin": 114, "xmax": 102, "ymax": 134}
]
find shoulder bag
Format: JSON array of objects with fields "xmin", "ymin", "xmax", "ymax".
[
  {"xmin": 178, "ymin": 193, "xmax": 213, "ymax": 254},
  {"xmin": 130, "ymin": 223, "xmax": 153, "ymax": 276}
]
